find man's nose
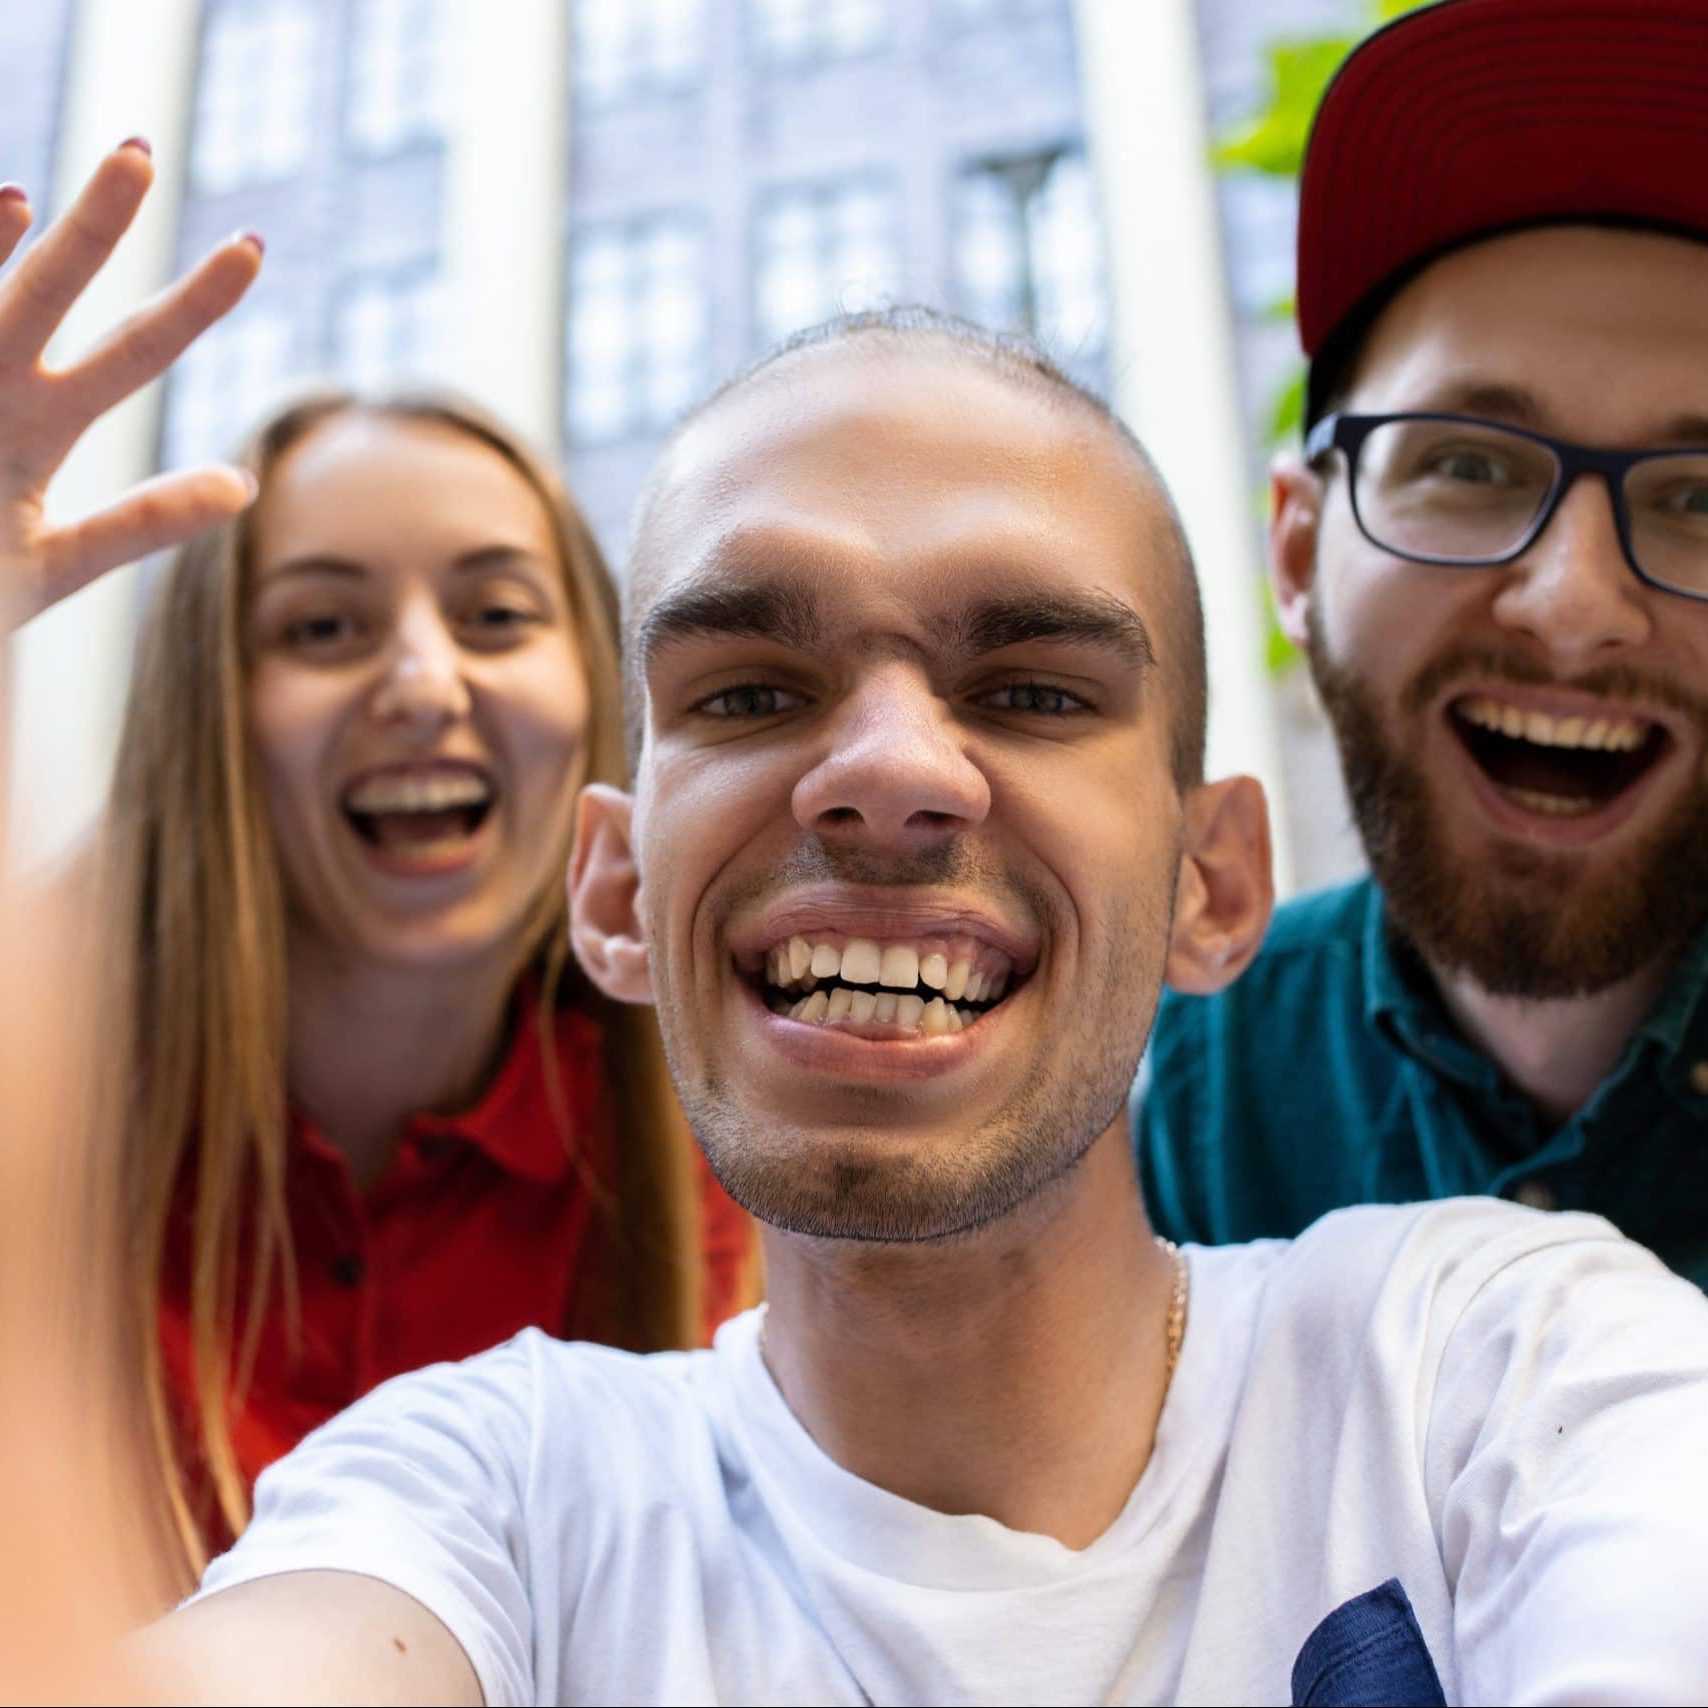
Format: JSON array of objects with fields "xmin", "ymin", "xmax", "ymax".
[
  {"xmin": 1490, "ymin": 475, "xmax": 1653, "ymax": 665},
  {"xmin": 368, "ymin": 605, "xmax": 472, "ymax": 733},
  {"xmin": 792, "ymin": 664, "xmax": 991, "ymax": 851}
]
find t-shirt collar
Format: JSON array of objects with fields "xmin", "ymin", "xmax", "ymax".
[
  {"xmin": 289, "ymin": 984, "xmax": 601, "ymax": 1187},
  {"xmin": 1361, "ymin": 881, "xmax": 1708, "ymax": 1112}
]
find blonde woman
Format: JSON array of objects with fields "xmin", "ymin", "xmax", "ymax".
[{"xmin": 0, "ymin": 145, "xmax": 751, "ymax": 1583}]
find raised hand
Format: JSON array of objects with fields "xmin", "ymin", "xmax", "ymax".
[{"xmin": 0, "ymin": 139, "xmax": 263, "ymax": 630}]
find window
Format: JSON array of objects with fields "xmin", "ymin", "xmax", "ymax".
[
  {"xmin": 954, "ymin": 148, "xmax": 1107, "ymax": 363},
  {"xmin": 334, "ymin": 268, "xmax": 443, "ymax": 392},
  {"xmin": 566, "ymin": 217, "xmax": 708, "ymax": 445},
  {"xmin": 163, "ymin": 306, "xmax": 298, "ymax": 468},
  {"xmin": 347, "ymin": 0, "xmax": 448, "ymax": 153},
  {"xmin": 753, "ymin": 0, "xmax": 887, "ymax": 63},
  {"xmin": 191, "ymin": 0, "xmax": 319, "ymax": 193},
  {"xmin": 574, "ymin": 0, "xmax": 707, "ymax": 104},
  {"xmin": 939, "ymin": 0, "xmax": 1057, "ymax": 23},
  {"xmin": 754, "ymin": 179, "xmax": 901, "ymax": 350}
]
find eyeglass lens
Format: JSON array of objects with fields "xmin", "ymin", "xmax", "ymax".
[{"xmin": 1351, "ymin": 419, "xmax": 1708, "ymax": 597}]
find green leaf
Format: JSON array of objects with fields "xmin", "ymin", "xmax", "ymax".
[
  {"xmin": 1374, "ymin": 0, "xmax": 1436, "ymax": 21},
  {"xmin": 1267, "ymin": 368, "xmax": 1305, "ymax": 446},
  {"xmin": 1213, "ymin": 36, "xmax": 1357, "ymax": 177}
]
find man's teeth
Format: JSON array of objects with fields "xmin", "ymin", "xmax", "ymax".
[
  {"xmin": 764, "ymin": 933, "xmax": 1012, "ymax": 1033},
  {"xmin": 1455, "ymin": 696, "xmax": 1649, "ymax": 752},
  {"xmin": 346, "ymin": 771, "xmax": 492, "ymax": 813},
  {"xmin": 1504, "ymin": 787, "xmax": 1600, "ymax": 818}
]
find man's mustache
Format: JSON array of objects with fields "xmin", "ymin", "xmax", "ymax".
[
  {"xmin": 1402, "ymin": 644, "xmax": 1708, "ymax": 735},
  {"xmin": 760, "ymin": 838, "xmax": 994, "ymax": 891}
]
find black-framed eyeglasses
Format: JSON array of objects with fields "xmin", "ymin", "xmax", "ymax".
[{"xmin": 1304, "ymin": 411, "xmax": 1708, "ymax": 605}]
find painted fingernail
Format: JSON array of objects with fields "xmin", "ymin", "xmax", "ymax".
[
  {"xmin": 0, "ymin": 183, "xmax": 27, "ymax": 205},
  {"xmin": 232, "ymin": 229, "xmax": 264, "ymax": 257},
  {"xmin": 119, "ymin": 136, "xmax": 152, "ymax": 157}
]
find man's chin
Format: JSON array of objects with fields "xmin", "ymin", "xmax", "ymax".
[{"xmin": 684, "ymin": 1077, "xmax": 1110, "ymax": 1247}]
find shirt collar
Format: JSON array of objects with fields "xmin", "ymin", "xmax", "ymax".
[
  {"xmin": 1637, "ymin": 918, "xmax": 1708, "ymax": 1059},
  {"xmin": 290, "ymin": 986, "xmax": 606, "ymax": 1187},
  {"xmin": 1359, "ymin": 884, "xmax": 1495, "ymax": 1088},
  {"xmin": 407, "ymin": 989, "xmax": 605, "ymax": 1183},
  {"xmin": 1362, "ymin": 881, "xmax": 1708, "ymax": 1108}
]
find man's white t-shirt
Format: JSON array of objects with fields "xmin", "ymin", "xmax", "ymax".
[{"xmin": 197, "ymin": 1200, "xmax": 1708, "ymax": 1706}]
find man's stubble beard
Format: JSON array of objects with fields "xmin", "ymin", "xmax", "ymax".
[
  {"xmin": 653, "ymin": 842, "xmax": 1175, "ymax": 1245},
  {"xmin": 1304, "ymin": 599, "xmax": 1708, "ymax": 999}
]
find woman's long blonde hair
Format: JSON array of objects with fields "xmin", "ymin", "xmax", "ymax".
[{"xmin": 100, "ymin": 390, "xmax": 705, "ymax": 1585}]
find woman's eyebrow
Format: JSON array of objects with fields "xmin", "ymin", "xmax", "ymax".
[
  {"xmin": 255, "ymin": 554, "xmax": 365, "ymax": 584},
  {"xmin": 449, "ymin": 545, "xmax": 554, "ymax": 574}
]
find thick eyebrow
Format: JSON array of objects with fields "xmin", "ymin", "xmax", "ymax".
[
  {"xmin": 1410, "ymin": 380, "xmax": 1546, "ymax": 426},
  {"xmin": 639, "ymin": 575, "xmax": 1156, "ymax": 677},
  {"xmin": 1655, "ymin": 413, "xmax": 1708, "ymax": 445},
  {"xmin": 1407, "ymin": 382, "xmax": 1708, "ymax": 446},
  {"xmin": 638, "ymin": 575, "xmax": 825, "ymax": 673},
  {"xmin": 949, "ymin": 589, "xmax": 1155, "ymax": 670}
]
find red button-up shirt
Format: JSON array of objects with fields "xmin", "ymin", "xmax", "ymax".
[{"xmin": 160, "ymin": 998, "xmax": 751, "ymax": 1515}]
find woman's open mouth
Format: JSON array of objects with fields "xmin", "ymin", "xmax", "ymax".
[
  {"xmin": 1448, "ymin": 693, "xmax": 1672, "ymax": 822},
  {"xmin": 744, "ymin": 932, "xmax": 1024, "ymax": 1038},
  {"xmin": 341, "ymin": 766, "xmax": 497, "ymax": 865}
]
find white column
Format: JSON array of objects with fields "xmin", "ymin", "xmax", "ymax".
[
  {"xmin": 6, "ymin": 0, "xmax": 202, "ymax": 870},
  {"xmin": 1071, "ymin": 0, "xmax": 1292, "ymax": 892},
  {"xmin": 437, "ymin": 0, "xmax": 570, "ymax": 452}
]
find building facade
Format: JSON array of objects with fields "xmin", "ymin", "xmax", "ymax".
[
  {"xmin": 562, "ymin": 0, "xmax": 1108, "ymax": 558},
  {"xmin": 5, "ymin": 0, "xmax": 1319, "ymax": 886}
]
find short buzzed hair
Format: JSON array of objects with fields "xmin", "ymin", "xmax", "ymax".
[{"xmin": 624, "ymin": 307, "xmax": 1208, "ymax": 787}]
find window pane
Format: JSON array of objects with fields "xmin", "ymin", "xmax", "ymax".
[
  {"xmin": 566, "ymin": 216, "xmax": 709, "ymax": 445},
  {"xmin": 164, "ymin": 307, "xmax": 298, "ymax": 467},
  {"xmin": 193, "ymin": 0, "xmax": 319, "ymax": 193},
  {"xmin": 1030, "ymin": 151, "xmax": 1107, "ymax": 357},
  {"xmin": 954, "ymin": 170, "xmax": 1024, "ymax": 329},
  {"xmin": 575, "ymin": 0, "xmax": 706, "ymax": 101},
  {"xmin": 754, "ymin": 179, "xmax": 900, "ymax": 349},
  {"xmin": 334, "ymin": 270, "xmax": 443, "ymax": 392},
  {"xmin": 953, "ymin": 149, "xmax": 1107, "ymax": 362},
  {"xmin": 755, "ymin": 0, "xmax": 888, "ymax": 62},
  {"xmin": 349, "ymin": 0, "xmax": 448, "ymax": 152}
]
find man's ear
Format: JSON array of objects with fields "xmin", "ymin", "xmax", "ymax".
[
  {"xmin": 1166, "ymin": 775, "xmax": 1274, "ymax": 996},
  {"xmin": 569, "ymin": 783, "xmax": 654, "ymax": 1005},
  {"xmin": 1269, "ymin": 450, "xmax": 1323, "ymax": 650}
]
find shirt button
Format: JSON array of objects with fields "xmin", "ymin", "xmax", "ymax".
[
  {"xmin": 1512, "ymin": 1180, "xmax": 1557, "ymax": 1213},
  {"xmin": 329, "ymin": 1252, "xmax": 366, "ymax": 1288},
  {"xmin": 1690, "ymin": 1061, "xmax": 1708, "ymax": 1097}
]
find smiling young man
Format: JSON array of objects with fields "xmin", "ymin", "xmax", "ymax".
[
  {"xmin": 1137, "ymin": 0, "xmax": 1708, "ymax": 1285},
  {"xmin": 134, "ymin": 313, "xmax": 1708, "ymax": 1705}
]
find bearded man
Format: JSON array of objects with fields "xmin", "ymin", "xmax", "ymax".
[{"xmin": 1136, "ymin": 0, "xmax": 1708, "ymax": 1285}]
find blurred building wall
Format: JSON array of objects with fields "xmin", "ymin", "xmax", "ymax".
[{"xmin": 3, "ymin": 0, "xmax": 1338, "ymax": 893}]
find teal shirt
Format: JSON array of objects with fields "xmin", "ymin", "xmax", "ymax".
[{"xmin": 1134, "ymin": 877, "xmax": 1708, "ymax": 1289}]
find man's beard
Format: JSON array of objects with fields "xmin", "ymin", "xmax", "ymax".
[
  {"xmin": 657, "ymin": 839, "xmax": 1172, "ymax": 1245},
  {"xmin": 1304, "ymin": 602, "xmax": 1708, "ymax": 999}
]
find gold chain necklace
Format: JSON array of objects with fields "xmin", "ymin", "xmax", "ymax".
[
  {"xmin": 757, "ymin": 1239, "xmax": 1191, "ymax": 1378},
  {"xmin": 1156, "ymin": 1235, "xmax": 1189, "ymax": 1378}
]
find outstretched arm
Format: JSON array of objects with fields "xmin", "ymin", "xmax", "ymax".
[
  {"xmin": 0, "ymin": 140, "xmax": 261, "ymax": 633},
  {"xmin": 135, "ymin": 1574, "xmax": 482, "ymax": 1706}
]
